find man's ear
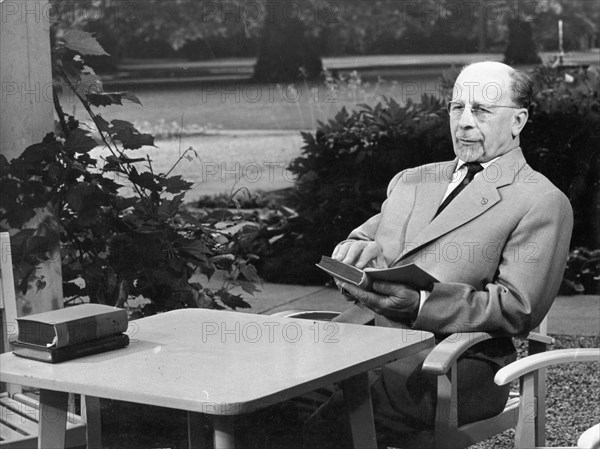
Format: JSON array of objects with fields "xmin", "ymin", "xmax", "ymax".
[{"xmin": 511, "ymin": 108, "xmax": 529, "ymax": 137}]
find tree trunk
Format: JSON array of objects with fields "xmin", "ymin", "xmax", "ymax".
[
  {"xmin": 503, "ymin": 19, "xmax": 541, "ymax": 65},
  {"xmin": 253, "ymin": 1, "xmax": 323, "ymax": 83},
  {"xmin": 477, "ymin": 1, "xmax": 487, "ymax": 52}
]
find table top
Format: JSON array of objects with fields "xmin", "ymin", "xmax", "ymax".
[{"xmin": 1, "ymin": 309, "xmax": 433, "ymax": 415}]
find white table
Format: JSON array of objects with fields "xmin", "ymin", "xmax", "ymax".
[{"xmin": 0, "ymin": 309, "xmax": 433, "ymax": 448}]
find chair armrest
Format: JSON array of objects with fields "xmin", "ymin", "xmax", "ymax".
[
  {"xmin": 578, "ymin": 423, "xmax": 600, "ymax": 449},
  {"xmin": 422, "ymin": 332, "xmax": 495, "ymax": 375},
  {"xmin": 494, "ymin": 348, "xmax": 600, "ymax": 385},
  {"xmin": 526, "ymin": 331, "xmax": 554, "ymax": 345},
  {"xmin": 331, "ymin": 303, "xmax": 375, "ymax": 325}
]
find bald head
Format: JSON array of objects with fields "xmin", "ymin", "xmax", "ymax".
[
  {"xmin": 449, "ymin": 61, "xmax": 531, "ymax": 162},
  {"xmin": 455, "ymin": 61, "xmax": 533, "ymax": 109}
]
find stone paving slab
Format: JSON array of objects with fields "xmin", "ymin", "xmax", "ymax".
[{"xmin": 242, "ymin": 281, "xmax": 599, "ymax": 336}]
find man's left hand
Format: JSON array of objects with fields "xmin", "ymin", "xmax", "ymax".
[{"xmin": 340, "ymin": 281, "xmax": 420, "ymax": 321}]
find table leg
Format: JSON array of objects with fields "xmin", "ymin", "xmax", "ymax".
[
  {"xmin": 38, "ymin": 389, "xmax": 68, "ymax": 449},
  {"xmin": 188, "ymin": 411, "xmax": 209, "ymax": 449},
  {"xmin": 341, "ymin": 372, "xmax": 377, "ymax": 449},
  {"xmin": 213, "ymin": 415, "xmax": 235, "ymax": 449}
]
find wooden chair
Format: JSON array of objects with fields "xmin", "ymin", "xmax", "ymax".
[
  {"xmin": 0, "ymin": 232, "xmax": 102, "ymax": 448},
  {"xmin": 420, "ymin": 325, "xmax": 554, "ymax": 448},
  {"xmin": 494, "ymin": 348, "xmax": 600, "ymax": 449},
  {"xmin": 272, "ymin": 305, "xmax": 554, "ymax": 448}
]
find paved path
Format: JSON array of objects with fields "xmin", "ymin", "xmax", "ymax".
[{"xmin": 234, "ymin": 281, "xmax": 599, "ymax": 336}]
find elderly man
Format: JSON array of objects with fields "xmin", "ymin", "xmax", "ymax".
[{"xmin": 303, "ymin": 61, "xmax": 573, "ymax": 448}]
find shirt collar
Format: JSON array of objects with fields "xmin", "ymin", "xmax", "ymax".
[{"xmin": 455, "ymin": 156, "xmax": 500, "ymax": 173}]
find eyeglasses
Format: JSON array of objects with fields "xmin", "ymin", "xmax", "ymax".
[{"xmin": 447, "ymin": 101, "xmax": 521, "ymax": 122}]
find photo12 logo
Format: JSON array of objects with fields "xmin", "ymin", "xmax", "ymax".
[
  {"xmin": 200, "ymin": 320, "xmax": 340, "ymax": 344},
  {"xmin": 199, "ymin": 161, "xmax": 296, "ymax": 185}
]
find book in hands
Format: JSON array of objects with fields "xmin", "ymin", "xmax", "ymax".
[
  {"xmin": 316, "ymin": 256, "xmax": 438, "ymax": 291},
  {"xmin": 16, "ymin": 303, "xmax": 128, "ymax": 348},
  {"xmin": 12, "ymin": 333, "xmax": 130, "ymax": 363}
]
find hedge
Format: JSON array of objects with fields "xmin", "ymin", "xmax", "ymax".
[{"xmin": 260, "ymin": 65, "xmax": 600, "ymax": 293}]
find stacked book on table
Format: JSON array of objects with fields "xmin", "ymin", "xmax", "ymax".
[{"xmin": 12, "ymin": 304, "xmax": 129, "ymax": 363}]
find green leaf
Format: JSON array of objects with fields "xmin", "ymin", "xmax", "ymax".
[
  {"xmin": 239, "ymin": 262, "xmax": 260, "ymax": 282},
  {"xmin": 157, "ymin": 194, "xmax": 185, "ymax": 219},
  {"xmin": 76, "ymin": 71, "xmax": 103, "ymax": 97},
  {"xmin": 63, "ymin": 30, "xmax": 109, "ymax": 56},
  {"xmin": 232, "ymin": 280, "xmax": 260, "ymax": 296},
  {"xmin": 97, "ymin": 176, "xmax": 123, "ymax": 194},
  {"xmin": 113, "ymin": 196, "xmax": 138, "ymax": 211},
  {"xmin": 64, "ymin": 129, "xmax": 97, "ymax": 154},
  {"xmin": 87, "ymin": 92, "xmax": 142, "ymax": 107},
  {"xmin": 215, "ymin": 290, "xmax": 251, "ymax": 310},
  {"xmin": 110, "ymin": 120, "xmax": 155, "ymax": 150},
  {"xmin": 179, "ymin": 239, "xmax": 212, "ymax": 259},
  {"xmin": 129, "ymin": 168, "xmax": 160, "ymax": 192},
  {"xmin": 162, "ymin": 175, "xmax": 193, "ymax": 194}
]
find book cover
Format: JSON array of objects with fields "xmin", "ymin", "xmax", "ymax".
[
  {"xmin": 12, "ymin": 333, "xmax": 130, "ymax": 363},
  {"xmin": 16, "ymin": 303, "xmax": 128, "ymax": 348},
  {"xmin": 316, "ymin": 256, "xmax": 438, "ymax": 291}
]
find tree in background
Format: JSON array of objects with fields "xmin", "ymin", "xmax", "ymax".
[
  {"xmin": 504, "ymin": 18, "xmax": 542, "ymax": 64},
  {"xmin": 252, "ymin": 1, "xmax": 325, "ymax": 82},
  {"xmin": 49, "ymin": 0, "xmax": 598, "ymax": 65}
]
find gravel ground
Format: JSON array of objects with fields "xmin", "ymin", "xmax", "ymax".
[{"xmin": 100, "ymin": 334, "xmax": 598, "ymax": 449}]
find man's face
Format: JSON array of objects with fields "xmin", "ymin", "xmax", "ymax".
[{"xmin": 450, "ymin": 63, "xmax": 524, "ymax": 162}]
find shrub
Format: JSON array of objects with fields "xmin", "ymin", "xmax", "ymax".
[
  {"xmin": 274, "ymin": 65, "xmax": 600, "ymax": 292},
  {"xmin": 271, "ymin": 95, "xmax": 453, "ymax": 283},
  {"xmin": 560, "ymin": 248, "xmax": 600, "ymax": 295}
]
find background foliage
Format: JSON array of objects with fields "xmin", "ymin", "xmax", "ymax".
[
  {"xmin": 50, "ymin": 0, "xmax": 599, "ymax": 61},
  {"xmin": 0, "ymin": 31, "xmax": 260, "ymax": 314},
  {"xmin": 260, "ymin": 65, "xmax": 600, "ymax": 293}
]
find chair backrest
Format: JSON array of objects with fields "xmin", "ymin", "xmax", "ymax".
[
  {"xmin": 0, "ymin": 232, "xmax": 18, "ymax": 354},
  {"xmin": 1, "ymin": 232, "xmax": 21, "ymax": 395}
]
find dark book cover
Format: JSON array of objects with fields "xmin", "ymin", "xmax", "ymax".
[
  {"xmin": 12, "ymin": 333, "xmax": 130, "ymax": 363},
  {"xmin": 16, "ymin": 303, "xmax": 128, "ymax": 348},
  {"xmin": 316, "ymin": 255, "xmax": 438, "ymax": 291}
]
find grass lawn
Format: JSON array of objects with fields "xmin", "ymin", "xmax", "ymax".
[
  {"xmin": 71, "ymin": 73, "xmax": 446, "ymax": 199},
  {"xmin": 99, "ymin": 334, "xmax": 599, "ymax": 449},
  {"xmin": 61, "ymin": 74, "xmax": 444, "ymax": 132}
]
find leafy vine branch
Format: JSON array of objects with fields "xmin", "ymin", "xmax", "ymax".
[{"xmin": 0, "ymin": 30, "xmax": 260, "ymax": 314}]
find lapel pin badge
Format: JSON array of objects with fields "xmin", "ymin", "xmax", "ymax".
[{"xmin": 481, "ymin": 198, "xmax": 488, "ymax": 205}]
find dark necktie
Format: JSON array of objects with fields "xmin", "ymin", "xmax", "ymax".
[{"xmin": 435, "ymin": 162, "xmax": 483, "ymax": 217}]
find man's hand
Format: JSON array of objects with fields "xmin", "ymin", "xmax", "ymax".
[
  {"xmin": 332, "ymin": 241, "xmax": 385, "ymax": 269},
  {"xmin": 340, "ymin": 281, "xmax": 420, "ymax": 321}
]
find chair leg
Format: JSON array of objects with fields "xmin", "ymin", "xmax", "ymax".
[
  {"xmin": 515, "ymin": 373, "xmax": 536, "ymax": 449},
  {"xmin": 434, "ymin": 365, "xmax": 459, "ymax": 449},
  {"xmin": 38, "ymin": 389, "xmax": 69, "ymax": 449},
  {"xmin": 534, "ymin": 367, "xmax": 546, "ymax": 447},
  {"xmin": 213, "ymin": 415, "xmax": 235, "ymax": 449},
  {"xmin": 341, "ymin": 372, "xmax": 377, "ymax": 449},
  {"xmin": 82, "ymin": 395, "xmax": 103, "ymax": 449}
]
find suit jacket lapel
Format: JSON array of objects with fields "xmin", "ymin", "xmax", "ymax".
[
  {"xmin": 394, "ymin": 148, "xmax": 527, "ymax": 264},
  {"xmin": 407, "ymin": 160, "xmax": 456, "ymax": 234}
]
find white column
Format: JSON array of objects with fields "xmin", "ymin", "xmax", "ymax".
[
  {"xmin": 1, "ymin": 0, "xmax": 54, "ymax": 159},
  {"xmin": 1, "ymin": 1, "xmax": 63, "ymax": 315}
]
